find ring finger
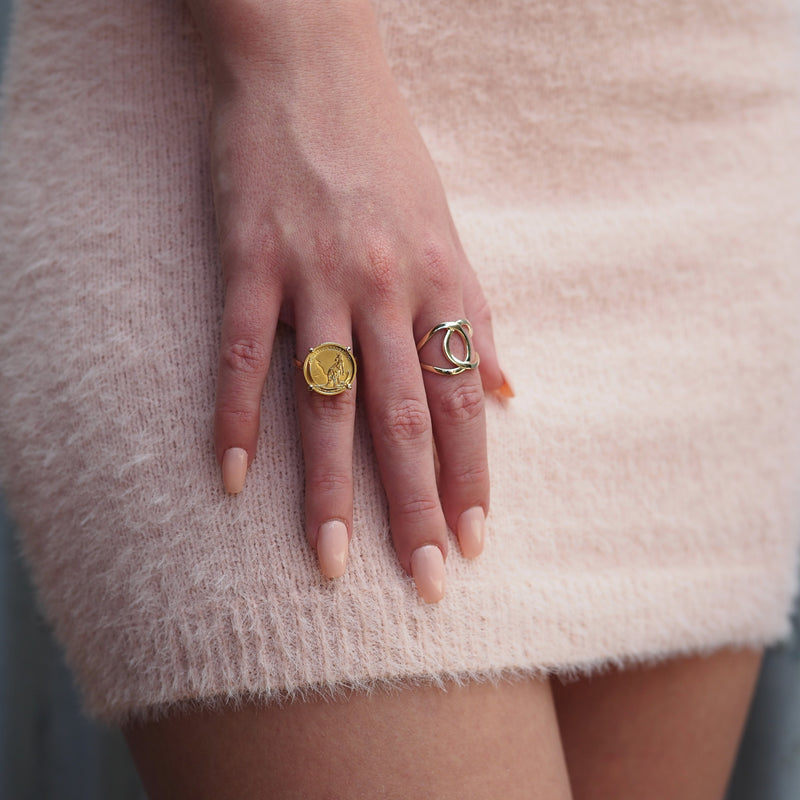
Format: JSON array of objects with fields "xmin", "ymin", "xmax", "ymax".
[{"xmin": 417, "ymin": 315, "xmax": 489, "ymax": 560}]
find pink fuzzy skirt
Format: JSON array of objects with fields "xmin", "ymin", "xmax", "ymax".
[{"xmin": 1, "ymin": 0, "xmax": 799, "ymax": 723}]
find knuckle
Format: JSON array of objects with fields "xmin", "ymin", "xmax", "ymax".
[
  {"xmin": 447, "ymin": 459, "xmax": 489, "ymax": 490},
  {"xmin": 420, "ymin": 240, "xmax": 460, "ymax": 296},
  {"xmin": 220, "ymin": 227, "xmax": 249, "ymax": 275},
  {"xmin": 380, "ymin": 397, "xmax": 431, "ymax": 446},
  {"xmin": 221, "ymin": 337, "xmax": 269, "ymax": 376},
  {"xmin": 312, "ymin": 230, "xmax": 341, "ymax": 282},
  {"xmin": 471, "ymin": 291, "xmax": 493, "ymax": 328},
  {"xmin": 438, "ymin": 380, "xmax": 485, "ymax": 423},
  {"xmin": 221, "ymin": 225, "xmax": 281, "ymax": 279},
  {"xmin": 394, "ymin": 494, "xmax": 441, "ymax": 521},
  {"xmin": 219, "ymin": 225, "xmax": 246, "ymax": 274},
  {"xmin": 216, "ymin": 403, "xmax": 260, "ymax": 432},
  {"xmin": 359, "ymin": 234, "xmax": 463, "ymax": 305},
  {"xmin": 307, "ymin": 469, "xmax": 351, "ymax": 497},
  {"xmin": 311, "ymin": 392, "xmax": 356, "ymax": 424},
  {"xmin": 362, "ymin": 237, "xmax": 400, "ymax": 302}
]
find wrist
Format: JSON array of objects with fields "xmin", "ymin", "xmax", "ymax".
[{"xmin": 187, "ymin": 0, "xmax": 380, "ymax": 89}]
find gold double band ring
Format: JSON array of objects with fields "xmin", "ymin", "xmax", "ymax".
[{"xmin": 416, "ymin": 319, "xmax": 480, "ymax": 376}]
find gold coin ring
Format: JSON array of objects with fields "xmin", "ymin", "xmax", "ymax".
[{"xmin": 299, "ymin": 343, "xmax": 357, "ymax": 395}]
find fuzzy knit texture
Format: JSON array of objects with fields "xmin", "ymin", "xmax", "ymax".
[{"xmin": 1, "ymin": 0, "xmax": 800, "ymax": 724}]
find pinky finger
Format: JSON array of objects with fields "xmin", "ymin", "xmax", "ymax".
[{"xmin": 463, "ymin": 272, "xmax": 511, "ymax": 397}]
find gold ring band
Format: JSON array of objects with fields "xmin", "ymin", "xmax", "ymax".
[
  {"xmin": 416, "ymin": 319, "xmax": 480, "ymax": 376},
  {"xmin": 296, "ymin": 343, "xmax": 357, "ymax": 395}
]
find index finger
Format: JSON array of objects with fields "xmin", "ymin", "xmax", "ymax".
[{"xmin": 214, "ymin": 274, "xmax": 281, "ymax": 493}]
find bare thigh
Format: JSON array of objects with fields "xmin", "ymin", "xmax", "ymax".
[
  {"xmin": 124, "ymin": 678, "xmax": 573, "ymax": 800},
  {"xmin": 551, "ymin": 647, "xmax": 763, "ymax": 800}
]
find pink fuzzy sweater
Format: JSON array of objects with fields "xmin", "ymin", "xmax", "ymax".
[{"xmin": 1, "ymin": 0, "xmax": 799, "ymax": 723}]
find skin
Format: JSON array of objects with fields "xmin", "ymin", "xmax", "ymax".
[
  {"xmin": 194, "ymin": 0, "xmax": 504, "ymax": 598},
  {"xmin": 124, "ymin": 679, "xmax": 572, "ymax": 800},
  {"xmin": 552, "ymin": 648, "xmax": 763, "ymax": 800},
  {"xmin": 124, "ymin": 2, "xmax": 765, "ymax": 796},
  {"xmin": 124, "ymin": 648, "xmax": 762, "ymax": 799}
]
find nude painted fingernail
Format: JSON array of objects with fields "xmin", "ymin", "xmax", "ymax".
[
  {"xmin": 411, "ymin": 545, "xmax": 446, "ymax": 603},
  {"xmin": 458, "ymin": 506, "xmax": 486, "ymax": 559},
  {"xmin": 495, "ymin": 371, "xmax": 515, "ymax": 399},
  {"xmin": 222, "ymin": 447, "xmax": 248, "ymax": 494},
  {"xmin": 317, "ymin": 520, "xmax": 349, "ymax": 579}
]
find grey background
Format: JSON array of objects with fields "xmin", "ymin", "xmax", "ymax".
[{"xmin": 0, "ymin": 1, "xmax": 798, "ymax": 797}]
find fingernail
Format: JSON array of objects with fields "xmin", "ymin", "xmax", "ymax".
[
  {"xmin": 317, "ymin": 520, "xmax": 349, "ymax": 579},
  {"xmin": 222, "ymin": 447, "xmax": 248, "ymax": 494},
  {"xmin": 458, "ymin": 506, "xmax": 486, "ymax": 559},
  {"xmin": 410, "ymin": 545, "xmax": 446, "ymax": 603},
  {"xmin": 495, "ymin": 371, "xmax": 515, "ymax": 399}
]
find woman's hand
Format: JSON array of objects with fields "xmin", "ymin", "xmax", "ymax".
[{"xmin": 188, "ymin": 0, "xmax": 506, "ymax": 602}]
